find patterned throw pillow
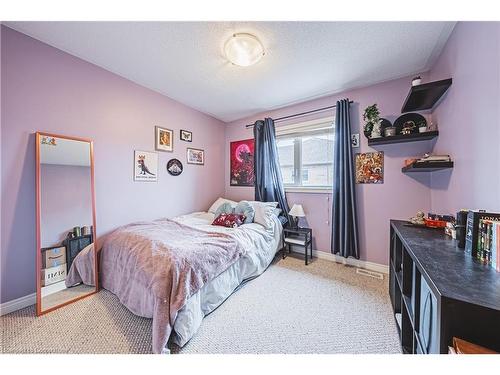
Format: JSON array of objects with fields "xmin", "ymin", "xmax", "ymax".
[{"xmin": 212, "ymin": 213, "xmax": 246, "ymax": 228}]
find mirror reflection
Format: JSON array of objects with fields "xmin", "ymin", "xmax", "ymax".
[{"xmin": 38, "ymin": 134, "xmax": 97, "ymax": 313}]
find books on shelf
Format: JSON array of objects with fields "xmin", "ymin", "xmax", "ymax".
[
  {"xmin": 415, "ymin": 154, "xmax": 451, "ymax": 163},
  {"xmin": 477, "ymin": 219, "xmax": 500, "ymax": 271}
]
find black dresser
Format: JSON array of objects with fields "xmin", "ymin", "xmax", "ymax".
[{"xmin": 389, "ymin": 220, "xmax": 500, "ymax": 354}]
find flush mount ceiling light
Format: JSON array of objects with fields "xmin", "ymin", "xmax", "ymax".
[{"xmin": 224, "ymin": 33, "xmax": 265, "ymax": 67}]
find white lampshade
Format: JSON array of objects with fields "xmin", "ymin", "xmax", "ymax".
[
  {"xmin": 224, "ymin": 33, "xmax": 265, "ymax": 67},
  {"xmin": 289, "ymin": 204, "xmax": 305, "ymax": 217}
]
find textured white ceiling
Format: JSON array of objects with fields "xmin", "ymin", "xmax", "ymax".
[{"xmin": 5, "ymin": 22, "xmax": 455, "ymax": 122}]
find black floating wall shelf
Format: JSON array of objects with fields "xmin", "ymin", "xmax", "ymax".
[
  {"xmin": 368, "ymin": 131, "xmax": 439, "ymax": 146},
  {"xmin": 401, "ymin": 78, "xmax": 452, "ymax": 113},
  {"xmin": 401, "ymin": 161, "xmax": 454, "ymax": 173}
]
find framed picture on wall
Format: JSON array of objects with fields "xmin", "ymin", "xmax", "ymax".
[
  {"xmin": 186, "ymin": 148, "xmax": 204, "ymax": 165},
  {"xmin": 355, "ymin": 151, "xmax": 384, "ymax": 184},
  {"xmin": 155, "ymin": 126, "xmax": 173, "ymax": 152},
  {"xmin": 180, "ymin": 129, "xmax": 192, "ymax": 142},
  {"xmin": 230, "ymin": 138, "xmax": 255, "ymax": 186},
  {"xmin": 134, "ymin": 150, "xmax": 158, "ymax": 182}
]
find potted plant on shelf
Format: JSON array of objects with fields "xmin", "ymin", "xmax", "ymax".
[{"xmin": 363, "ymin": 104, "xmax": 380, "ymax": 139}]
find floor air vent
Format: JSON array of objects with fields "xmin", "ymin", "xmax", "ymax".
[{"xmin": 356, "ymin": 268, "xmax": 384, "ymax": 280}]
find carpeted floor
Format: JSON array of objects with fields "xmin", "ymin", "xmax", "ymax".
[{"xmin": 1, "ymin": 256, "xmax": 401, "ymax": 354}]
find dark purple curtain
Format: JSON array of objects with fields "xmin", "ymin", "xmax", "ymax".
[
  {"xmin": 253, "ymin": 118, "xmax": 291, "ymax": 225},
  {"xmin": 331, "ymin": 99, "xmax": 359, "ymax": 259}
]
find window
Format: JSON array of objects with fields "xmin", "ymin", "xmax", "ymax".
[{"xmin": 276, "ymin": 117, "xmax": 334, "ymax": 190}]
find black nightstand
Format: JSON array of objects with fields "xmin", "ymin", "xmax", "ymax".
[{"xmin": 282, "ymin": 227, "xmax": 313, "ymax": 265}]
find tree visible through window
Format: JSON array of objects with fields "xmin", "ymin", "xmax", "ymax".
[{"xmin": 276, "ymin": 119, "xmax": 334, "ymax": 189}]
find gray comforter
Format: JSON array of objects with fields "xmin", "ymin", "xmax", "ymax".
[{"xmin": 99, "ymin": 218, "xmax": 245, "ymax": 353}]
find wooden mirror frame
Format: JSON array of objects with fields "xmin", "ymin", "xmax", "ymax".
[{"xmin": 35, "ymin": 132, "xmax": 98, "ymax": 316}]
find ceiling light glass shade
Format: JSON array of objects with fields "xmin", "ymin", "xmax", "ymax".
[{"xmin": 224, "ymin": 33, "xmax": 264, "ymax": 67}]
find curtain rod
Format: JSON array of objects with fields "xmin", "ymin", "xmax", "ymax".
[{"xmin": 245, "ymin": 100, "xmax": 354, "ymax": 128}]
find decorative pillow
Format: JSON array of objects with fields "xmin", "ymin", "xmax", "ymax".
[
  {"xmin": 234, "ymin": 201, "xmax": 255, "ymax": 224},
  {"xmin": 208, "ymin": 197, "xmax": 237, "ymax": 214},
  {"xmin": 272, "ymin": 208, "xmax": 282, "ymax": 217},
  {"xmin": 214, "ymin": 202, "xmax": 235, "ymax": 218},
  {"xmin": 212, "ymin": 213, "xmax": 246, "ymax": 228},
  {"xmin": 248, "ymin": 201, "xmax": 278, "ymax": 230}
]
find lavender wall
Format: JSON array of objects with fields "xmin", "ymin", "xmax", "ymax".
[
  {"xmin": 225, "ymin": 76, "xmax": 435, "ymax": 265},
  {"xmin": 40, "ymin": 164, "xmax": 93, "ymax": 247},
  {"xmin": 428, "ymin": 22, "xmax": 500, "ymax": 213},
  {"xmin": 1, "ymin": 27, "xmax": 225, "ymax": 303}
]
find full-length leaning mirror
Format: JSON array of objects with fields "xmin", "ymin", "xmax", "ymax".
[{"xmin": 36, "ymin": 132, "xmax": 98, "ymax": 315}]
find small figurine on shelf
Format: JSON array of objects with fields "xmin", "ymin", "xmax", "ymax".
[
  {"xmin": 411, "ymin": 76, "xmax": 422, "ymax": 86},
  {"xmin": 371, "ymin": 119, "xmax": 383, "ymax": 138},
  {"xmin": 410, "ymin": 211, "xmax": 425, "ymax": 226},
  {"xmin": 401, "ymin": 120, "xmax": 416, "ymax": 135}
]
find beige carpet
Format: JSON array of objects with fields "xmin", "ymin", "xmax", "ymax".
[{"xmin": 1, "ymin": 256, "xmax": 401, "ymax": 354}]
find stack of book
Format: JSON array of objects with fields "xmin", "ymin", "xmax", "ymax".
[
  {"xmin": 477, "ymin": 219, "xmax": 500, "ymax": 271},
  {"xmin": 414, "ymin": 154, "xmax": 452, "ymax": 163}
]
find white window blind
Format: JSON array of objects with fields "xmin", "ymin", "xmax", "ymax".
[{"xmin": 276, "ymin": 116, "xmax": 334, "ymax": 190}]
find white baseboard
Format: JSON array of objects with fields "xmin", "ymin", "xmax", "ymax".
[
  {"xmin": 287, "ymin": 248, "xmax": 389, "ymax": 274},
  {"xmin": 0, "ymin": 293, "xmax": 36, "ymax": 316}
]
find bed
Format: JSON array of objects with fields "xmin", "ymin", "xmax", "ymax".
[{"xmin": 88, "ymin": 209, "xmax": 282, "ymax": 354}]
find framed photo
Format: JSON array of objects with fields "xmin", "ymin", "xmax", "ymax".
[
  {"xmin": 186, "ymin": 148, "xmax": 204, "ymax": 165},
  {"xmin": 355, "ymin": 151, "xmax": 384, "ymax": 184},
  {"xmin": 230, "ymin": 138, "xmax": 255, "ymax": 186},
  {"xmin": 180, "ymin": 129, "xmax": 192, "ymax": 142},
  {"xmin": 134, "ymin": 150, "xmax": 158, "ymax": 182},
  {"xmin": 155, "ymin": 126, "xmax": 173, "ymax": 152},
  {"xmin": 166, "ymin": 158, "xmax": 183, "ymax": 176}
]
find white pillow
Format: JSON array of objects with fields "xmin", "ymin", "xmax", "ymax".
[
  {"xmin": 208, "ymin": 197, "xmax": 237, "ymax": 214},
  {"xmin": 248, "ymin": 201, "xmax": 278, "ymax": 230}
]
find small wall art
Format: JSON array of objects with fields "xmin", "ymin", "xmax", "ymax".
[
  {"xmin": 351, "ymin": 133, "xmax": 360, "ymax": 148},
  {"xmin": 134, "ymin": 150, "xmax": 158, "ymax": 182},
  {"xmin": 167, "ymin": 158, "xmax": 183, "ymax": 176},
  {"xmin": 180, "ymin": 129, "xmax": 192, "ymax": 142},
  {"xmin": 187, "ymin": 148, "xmax": 204, "ymax": 165},
  {"xmin": 230, "ymin": 138, "xmax": 255, "ymax": 186},
  {"xmin": 155, "ymin": 126, "xmax": 173, "ymax": 152},
  {"xmin": 355, "ymin": 151, "xmax": 384, "ymax": 184}
]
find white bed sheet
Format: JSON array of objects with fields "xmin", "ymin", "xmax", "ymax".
[{"xmin": 170, "ymin": 211, "xmax": 282, "ymax": 347}]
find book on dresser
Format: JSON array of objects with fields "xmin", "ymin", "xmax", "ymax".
[{"xmin": 480, "ymin": 220, "xmax": 500, "ymax": 271}]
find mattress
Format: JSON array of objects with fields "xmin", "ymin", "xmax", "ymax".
[{"xmin": 170, "ymin": 211, "xmax": 283, "ymax": 348}]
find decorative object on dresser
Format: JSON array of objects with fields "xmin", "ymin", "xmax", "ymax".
[
  {"xmin": 155, "ymin": 126, "xmax": 173, "ymax": 152},
  {"xmin": 230, "ymin": 138, "xmax": 255, "ymax": 186},
  {"xmin": 288, "ymin": 204, "xmax": 305, "ymax": 229},
  {"xmin": 282, "ymin": 226, "xmax": 313, "ymax": 265},
  {"xmin": 355, "ymin": 151, "xmax": 384, "ymax": 184},
  {"xmin": 166, "ymin": 158, "xmax": 183, "ymax": 176},
  {"xmin": 186, "ymin": 147, "xmax": 204, "ymax": 165},
  {"xmin": 134, "ymin": 150, "xmax": 158, "ymax": 182},
  {"xmin": 389, "ymin": 220, "xmax": 500, "ymax": 354},
  {"xmin": 36, "ymin": 132, "xmax": 98, "ymax": 315},
  {"xmin": 179, "ymin": 129, "xmax": 192, "ymax": 142}
]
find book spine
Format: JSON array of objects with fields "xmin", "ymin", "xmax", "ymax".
[
  {"xmin": 477, "ymin": 219, "xmax": 484, "ymax": 261},
  {"xmin": 497, "ymin": 223, "xmax": 500, "ymax": 272},
  {"xmin": 492, "ymin": 223, "xmax": 498, "ymax": 270},
  {"xmin": 485, "ymin": 221, "xmax": 492, "ymax": 264}
]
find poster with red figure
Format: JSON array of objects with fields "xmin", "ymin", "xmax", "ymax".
[{"xmin": 230, "ymin": 138, "xmax": 255, "ymax": 186}]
